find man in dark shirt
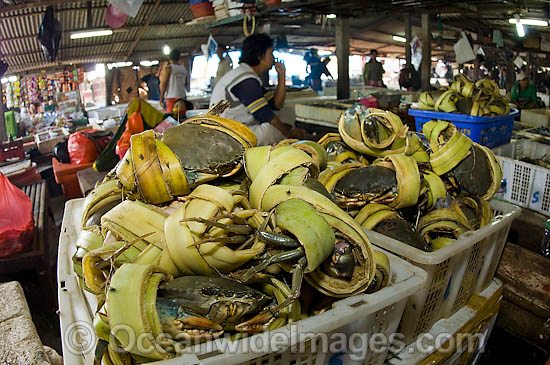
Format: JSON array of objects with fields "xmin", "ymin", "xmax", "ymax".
[{"xmin": 141, "ymin": 65, "xmax": 160, "ymax": 101}]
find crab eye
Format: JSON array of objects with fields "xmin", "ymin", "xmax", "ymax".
[{"xmin": 201, "ymin": 287, "xmax": 219, "ymax": 296}]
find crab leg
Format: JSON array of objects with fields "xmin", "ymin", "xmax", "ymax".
[
  {"xmin": 235, "ymin": 257, "xmax": 306, "ymax": 333},
  {"xmin": 240, "ymin": 248, "xmax": 305, "ymax": 283},
  {"xmin": 187, "ymin": 235, "xmax": 249, "ymax": 248},
  {"xmin": 180, "ymin": 217, "xmax": 253, "ymax": 235}
]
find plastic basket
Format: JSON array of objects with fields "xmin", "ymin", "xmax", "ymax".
[
  {"xmin": 493, "ymin": 139, "xmax": 550, "ymax": 215},
  {"xmin": 409, "ymin": 108, "xmax": 519, "ymax": 148},
  {"xmin": 367, "ymin": 200, "xmax": 520, "ymax": 345},
  {"xmin": 58, "ymin": 199, "xmax": 427, "ymax": 365},
  {"xmin": 387, "ymin": 278, "xmax": 502, "ymax": 365}
]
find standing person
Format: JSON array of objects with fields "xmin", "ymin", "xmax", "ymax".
[
  {"xmin": 213, "ymin": 45, "xmax": 233, "ymax": 86},
  {"xmin": 160, "ymin": 49, "xmax": 188, "ymax": 113},
  {"xmin": 304, "ymin": 48, "xmax": 331, "ymax": 94},
  {"xmin": 210, "ymin": 33, "xmax": 307, "ymax": 146},
  {"xmin": 511, "ymin": 72, "xmax": 538, "ymax": 109},
  {"xmin": 362, "ymin": 49, "xmax": 385, "ymax": 87},
  {"xmin": 140, "ymin": 65, "xmax": 160, "ymax": 101}
]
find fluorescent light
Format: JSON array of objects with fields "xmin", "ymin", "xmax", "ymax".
[
  {"xmin": 140, "ymin": 60, "xmax": 159, "ymax": 67},
  {"xmin": 431, "ymin": 57, "xmax": 437, "ymax": 61},
  {"xmin": 516, "ymin": 22, "xmax": 525, "ymax": 37},
  {"xmin": 509, "ymin": 18, "xmax": 548, "ymax": 26},
  {"xmin": 163, "ymin": 45, "xmax": 170, "ymax": 55},
  {"xmin": 1, "ymin": 78, "xmax": 8, "ymax": 84},
  {"xmin": 70, "ymin": 29, "xmax": 113, "ymax": 39},
  {"xmin": 523, "ymin": 61, "xmax": 528, "ymax": 65},
  {"xmin": 393, "ymin": 35, "xmax": 406, "ymax": 43},
  {"xmin": 8, "ymin": 76, "xmax": 17, "ymax": 83},
  {"xmin": 327, "ymin": 14, "xmax": 336, "ymax": 19},
  {"xmin": 106, "ymin": 61, "xmax": 132, "ymax": 70}
]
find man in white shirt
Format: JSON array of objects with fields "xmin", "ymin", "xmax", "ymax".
[{"xmin": 160, "ymin": 49, "xmax": 189, "ymax": 113}]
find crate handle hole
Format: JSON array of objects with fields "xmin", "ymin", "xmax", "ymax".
[{"xmin": 349, "ymin": 299, "xmax": 367, "ymax": 308}]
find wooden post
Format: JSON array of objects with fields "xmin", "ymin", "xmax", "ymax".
[
  {"xmin": 421, "ymin": 13, "xmax": 431, "ymax": 91},
  {"xmin": 0, "ymin": 82, "xmax": 6, "ymax": 142},
  {"xmin": 405, "ymin": 13, "xmax": 412, "ymax": 69},
  {"xmin": 505, "ymin": 60, "xmax": 514, "ymax": 92},
  {"xmin": 336, "ymin": 16, "xmax": 350, "ymax": 100},
  {"xmin": 473, "ymin": 35, "xmax": 480, "ymax": 81}
]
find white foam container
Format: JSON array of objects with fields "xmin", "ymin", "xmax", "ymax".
[
  {"xmin": 387, "ymin": 278, "xmax": 502, "ymax": 365},
  {"xmin": 367, "ymin": 200, "xmax": 519, "ymax": 345},
  {"xmin": 58, "ymin": 199, "xmax": 427, "ymax": 365},
  {"xmin": 493, "ymin": 139, "xmax": 550, "ymax": 215}
]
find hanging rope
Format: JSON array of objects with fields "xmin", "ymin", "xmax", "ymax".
[{"xmin": 243, "ymin": 11, "xmax": 255, "ymax": 37}]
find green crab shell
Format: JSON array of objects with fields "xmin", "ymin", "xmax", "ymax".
[
  {"xmin": 162, "ymin": 124, "xmax": 244, "ymax": 177},
  {"xmin": 333, "ymin": 165, "xmax": 397, "ymax": 201}
]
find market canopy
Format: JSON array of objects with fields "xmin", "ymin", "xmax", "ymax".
[{"xmin": 2, "ymin": 0, "xmax": 550, "ymax": 73}]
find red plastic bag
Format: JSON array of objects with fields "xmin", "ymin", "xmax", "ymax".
[
  {"xmin": 68, "ymin": 129, "xmax": 113, "ymax": 164},
  {"xmin": 116, "ymin": 111, "xmax": 144, "ymax": 159},
  {"xmin": 0, "ymin": 173, "xmax": 34, "ymax": 258}
]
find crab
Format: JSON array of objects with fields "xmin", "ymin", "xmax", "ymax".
[
  {"xmin": 156, "ymin": 276, "xmax": 274, "ymax": 338},
  {"xmin": 333, "ymin": 165, "xmax": 398, "ymax": 209},
  {"xmin": 101, "ymin": 100, "xmax": 258, "ymax": 205}
]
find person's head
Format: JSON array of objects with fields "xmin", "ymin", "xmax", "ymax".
[
  {"xmin": 370, "ymin": 49, "xmax": 378, "ymax": 60},
  {"xmin": 309, "ymin": 48, "xmax": 318, "ymax": 57},
  {"xmin": 517, "ymin": 72, "xmax": 529, "ymax": 89},
  {"xmin": 151, "ymin": 64, "xmax": 159, "ymax": 75},
  {"xmin": 239, "ymin": 33, "xmax": 274, "ymax": 71},
  {"xmin": 168, "ymin": 49, "xmax": 181, "ymax": 63}
]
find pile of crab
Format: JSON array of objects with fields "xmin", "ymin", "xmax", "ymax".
[
  {"xmin": 322, "ymin": 104, "xmax": 501, "ymax": 252},
  {"xmin": 74, "ymin": 102, "xmax": 390, "ymax": 363},
  {"xmin": 74, "ymin": 101, "xmax": 503, "ymax": 363}
]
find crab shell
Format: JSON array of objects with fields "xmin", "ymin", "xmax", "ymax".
[
  {"xmin": 331, "ymin": 153, "xmax": 421, "ymax": 210},
  {"xmin": 115, "ymin": 115, "xmax": 255, "ymax": 205}
]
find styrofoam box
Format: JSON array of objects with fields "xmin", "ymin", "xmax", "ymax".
[
  {"xmin": 367, "ymin": 200, "xmax": 520, "ymax": 346},
  {"xmin": 295, "ymin": 100, "xmax": 354, "ymax": 125},
  {"xmin": 520, "ymin": 108, "xmax": 550, "ymax": 128},
  {"xmin": 493, "ymin": 139, "xmax": 550, "ymax": 215},
  {"xmin": 87, "ymin": 106, "xmax": 123, "ymax": 122},
  {"xmin": 34, "ymin": 127, "xmax": 70, "ymax": 154},
  {"xmin": 387, "ymin": 278, "xmax": 502, "ymax": 365},
  {"xmin": 58, "ymin": 199, "xmax": 427, "ymax": 365}
]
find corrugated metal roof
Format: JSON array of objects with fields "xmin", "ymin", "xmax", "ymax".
[
  {"xmin": 1, "ymin": 0, "xmax": 548, "ymax": 73},
  {"xmin": 0, "ymin": 0, "xmax": 201, "ymax": 72}
]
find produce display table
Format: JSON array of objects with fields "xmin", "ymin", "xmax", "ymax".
[{"xmin": 0, "ymin": 181, "xmax": 56, "ymax": 310}]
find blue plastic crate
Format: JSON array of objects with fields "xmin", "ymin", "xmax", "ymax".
[{"xmin": 409, "ymin": 108, "xmax": 519, "ymax": 148}]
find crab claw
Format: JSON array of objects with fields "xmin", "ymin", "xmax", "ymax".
[
  {"xmin": 172, "ymin": 314, "xmax": 224, "ymax": 340},
  {"xmin": 157, "ymin": 298, "xmax": 224, "ymax": 340},
  {"xmin": 234, "ymin": 310, "xmax": 275, "ymax": 333}
]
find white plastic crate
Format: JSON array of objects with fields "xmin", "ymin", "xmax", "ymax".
[
  {"xmin": 58, "ymin": 199, "xmax": 427, "ymax": 365},
  {"xmin": 366, "ymin": 200, "xmax": 519, "ymax": 345},
  {"xmin": 493, "ymin": 139, "xmax": 550, "ymax": 215},
  {"xmin": 387, "ymin": 278, "xmax": 502, "ymax": 365}
]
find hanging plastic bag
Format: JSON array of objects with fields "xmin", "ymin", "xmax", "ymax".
[
  {"xmin": 68, "ymin": 129, "xmax": 113, "ymax": 165},
  {"xmin": 108, "ymin": 0, "xmax": 144, "ymax": 17},
  {"xmin": 37, "ymin": 6, "xmax": 62, "ymax": 62},
  {"xmin": 0, "ymin": 173, "xmax": 34, "ymax": 259},
  {"xmin": 454, "ymin": 32, "xmax": 475, "ymax": 64}
]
